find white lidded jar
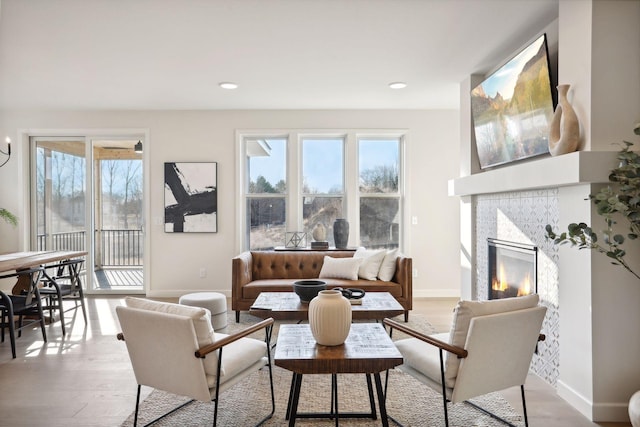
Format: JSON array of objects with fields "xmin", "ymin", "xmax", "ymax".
[{"xmin": 308, "ymin": 289, "xmax": 352, "ymax": 346}]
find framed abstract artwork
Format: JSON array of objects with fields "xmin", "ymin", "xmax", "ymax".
[{"xmin": 164, "ymin": 162, "xmax": 217, "ymax": 233}]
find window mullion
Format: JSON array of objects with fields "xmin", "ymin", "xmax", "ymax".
[
  {"xmin": 289, "ymin": 132, "xmax": 301, "ymax": 230},
  {"xmin": 345, "ymin": 132, "xmax": 358, "ymax": 244}
]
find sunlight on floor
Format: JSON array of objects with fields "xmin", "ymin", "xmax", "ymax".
[{"xmin": 95, "ymin": 297, "xmax": 125, "ymax": 336}]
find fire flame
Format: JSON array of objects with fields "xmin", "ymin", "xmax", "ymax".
[
  {"xmin": 492, "ymin": 263, "xmax": 509, "ymax": 291},
  {"xmin": 492, "ymin": 263, "xmax": 533, "ymax": 296},
  {"xmin": 517, "ymin": 272, "xmax": 532, "ymax": 296}
]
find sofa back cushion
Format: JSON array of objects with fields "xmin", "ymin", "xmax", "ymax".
[
  {"xmin": 250, "ymin": 251, "xmax": 354, "ymax": 280},
  {"xmin": 444, "ymin": 294, "xmax": 539, "ymax": 388}
]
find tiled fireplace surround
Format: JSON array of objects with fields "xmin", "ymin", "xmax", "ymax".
[{"xmin": 474, "ymin": 189, "xmax": 560, "ymax": 386}]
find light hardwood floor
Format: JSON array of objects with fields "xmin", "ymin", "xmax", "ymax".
[{"xmin": 0, "ymin": 296, "xmax": 631, "ymax": 426}]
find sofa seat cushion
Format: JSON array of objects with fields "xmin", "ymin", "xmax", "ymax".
[
  {"xmin": 242, "ymin": 278, "xmax": 402, "ymax": 300},
  {"xmin": 204, "ymin": 332, "xmax": 267, "ymax": 387},
  {"xmin": 395, "ymin": 332, "xmax": 451, "ymax": 386}
]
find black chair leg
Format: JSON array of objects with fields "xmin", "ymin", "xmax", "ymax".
[
  {"xmin": 134, "ymin": 384, "xmax": 141, "ymax": 427},
  {"xmin": 521, "ymin": 384, "xmax": 529, "ymax": 427},
  {"xmin": 236, "ymin": 311, "xmax": 240, "ymax": 323}
]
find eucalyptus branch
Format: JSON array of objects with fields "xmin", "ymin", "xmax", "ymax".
[
  {"xmin": 0, "ymin": 208, "xmax": 18, "ymax": 226},
  {"xmin": 545, "ymin": 138, "xmax": 640, "ymax": 282},
  {"xmin": 545, "ymin": 223, "xmax": 640, "ymax": 281}
]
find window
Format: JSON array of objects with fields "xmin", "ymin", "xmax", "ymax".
[
  {"xmin": 302, "ymin": 138, "xmax": 344, "ymax": 247},
  {"xmin": 245, "ymin": 138, "xmax": 287, "ymax": 250},
  {"xmin": 239, "ymin": 131, "xmax": 404, "ymax": 251},
  {"xmin": 358, "ymin": 138, "xmax": 401, "ymax": 249}
]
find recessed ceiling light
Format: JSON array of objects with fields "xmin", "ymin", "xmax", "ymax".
[
  {"xmin": 219, "ymin": 82, "xmax": 238, "ymax": 90},
  {"xmin": 389, "ymin": 82, "xmax": 407, "ymax": 89}
]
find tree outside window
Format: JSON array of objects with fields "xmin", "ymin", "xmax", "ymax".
[{"xmin": 359, "ymin": 138, "xmax": 401, "ymax": 249}]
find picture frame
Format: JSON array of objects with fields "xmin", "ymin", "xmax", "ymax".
[{"xmin": 164, "ymin": 162, "xmax": 217, "ymax": 233}]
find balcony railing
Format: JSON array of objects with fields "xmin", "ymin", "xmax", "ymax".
[{"xmin": 37, "ymin": 229, "xmax": 143, "ymax": 266}]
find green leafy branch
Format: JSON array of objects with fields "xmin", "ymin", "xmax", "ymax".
[
  {"xmin": 545, "ymin": 137, "xmax": 640, "ymax": 281},
  {"xmin": 0, "ymin": 208, "xmax": 18, "ymax": 227}
]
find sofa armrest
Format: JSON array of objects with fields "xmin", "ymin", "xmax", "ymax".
[
  {"xmin": 232, "ymin": 251, "xmax": 253, "ymax": 305},
  {"xmin": 394, "ymin": 255, "xmax": 412, "ymax": 307}
]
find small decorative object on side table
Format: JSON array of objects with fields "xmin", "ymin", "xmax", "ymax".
[
  {"xmin": 311, "ymin": 223, "xmax": 329, "ymax": 249},
  {"xmin": 333, "ymin": 218, "xmax": 350, "ymax": 248},
  {"xmin": 285, "ymin": 231, "xmax": 307, "ymax": 248}
]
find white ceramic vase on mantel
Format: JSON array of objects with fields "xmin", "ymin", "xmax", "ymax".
[
  {"xmin": 308, "ymin": 289, "xmax": 352, "ymax": 346},
  {"xmin": 548, "ymin": 84, "xmax": 580, "ymax": 156},
  {"xmin": 630, "ymin": 390, "xmax": 640, "ymax": 427}
]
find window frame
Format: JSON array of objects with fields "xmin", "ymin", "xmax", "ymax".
[{"xmin": 236, "ymin": 129, "xmax": 406, "ymax": 252}]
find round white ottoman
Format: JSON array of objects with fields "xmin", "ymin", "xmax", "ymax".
[{"xmin": 179, "ymin": 292, "xmax": 228, "ymax": 330}]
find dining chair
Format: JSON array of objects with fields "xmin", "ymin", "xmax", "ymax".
[
  {"xmin": 0, "ymin": 266, "xmax": 48, "ymax": 358},
  {"xmin": 38, "ymin": 258, "xmax": 87, "ymax": 335}
]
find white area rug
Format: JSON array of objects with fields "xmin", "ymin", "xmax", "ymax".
[{"xmin": 120, "ymin": 312, "xmax": 524, "ymax": 426}]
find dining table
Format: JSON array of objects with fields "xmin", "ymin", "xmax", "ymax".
[{"xmin": 0, "ymin": 250, "xmax": 88, "ymax": 294}]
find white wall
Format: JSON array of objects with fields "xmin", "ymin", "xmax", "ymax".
[{"xmin": 0, "ymin": 109, "xmax": 460, "ymax": 298}]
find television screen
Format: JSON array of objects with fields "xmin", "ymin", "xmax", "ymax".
[{"xmin": 471, "ymin": 34, "xmax": 555, "ymax": 169}]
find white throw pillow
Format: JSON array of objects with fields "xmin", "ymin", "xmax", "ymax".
[
  {"xmin": 319, "ymin": 256, "xmax": 363, "ymax": 280},
  {"xmin": 353, "ymin": 248, "xmax": 386, "ymax": 280},
  {"xmin": 124, "ymin": 297, "xmax": 223, "ymax": 376},
  {"xmin": 377, "ymin": 248, "xmax": 399, "ymax": 281}
]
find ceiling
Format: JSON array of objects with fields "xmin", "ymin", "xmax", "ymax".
[{"xmin": 0, "ymin": 0, "xmax": 558, "ymax": 111}]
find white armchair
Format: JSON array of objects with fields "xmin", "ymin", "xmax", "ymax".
[
  {"xmin": 384, "ymin": 294, "xmax": 546, "ymax": 427},
  {"xmin": 116, "ymin": 297, "xmax": 275, "ymax": 427}
]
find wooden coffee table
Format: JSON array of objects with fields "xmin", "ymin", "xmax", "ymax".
[
  {"xmin": 274, "ymin": 323, "xmax": 403, "ymax": 426},
  {"xmin": 249, "ymin": 291, "xmax": 404, "ymax": 321}
]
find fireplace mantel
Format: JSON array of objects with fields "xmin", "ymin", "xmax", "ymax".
[{"xmin": 449, "ymin": 151, "xmax": 618, "ymax": 197}]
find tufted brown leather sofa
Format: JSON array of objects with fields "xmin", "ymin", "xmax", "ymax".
[{"xmin": 232, "ymin": 250, "xmax": 412, "ymax": 322}]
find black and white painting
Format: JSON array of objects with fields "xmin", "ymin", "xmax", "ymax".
[{"xmin": 164, "ymin": 162, "xmax": 217, "ymax": 233}]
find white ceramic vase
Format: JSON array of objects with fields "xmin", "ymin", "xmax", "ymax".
[
  {"xmin": 548, "ymin": 84, "xmax": 580, "ymax": 156},
  {"xmin": 308, "ymin": 289, "xmax": 352, "ymax": 346},
  {"xmin": 312, "ymin": 223, "xmax": 327, "ymax": 241},
  {"xmin": 630, "ymin": 390, "xmax": 640, "ymax": 427}
]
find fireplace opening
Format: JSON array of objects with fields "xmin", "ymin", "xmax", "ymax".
[{"xmin": 488, "ymin": 238, "xmax": 537, "ymax": 300}]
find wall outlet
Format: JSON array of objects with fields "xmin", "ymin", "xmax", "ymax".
[
  {"xmin": 413, "ymin": 268, "xmax": 418, "ymax": 278},
  {"xmin": 199, "ymin": 268, "xmax": 207, "ymax": 278}
]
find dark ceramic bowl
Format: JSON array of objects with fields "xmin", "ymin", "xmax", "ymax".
[{"xmin": 293, "ymin": 280, "xmax": 327, "ymax": 303}]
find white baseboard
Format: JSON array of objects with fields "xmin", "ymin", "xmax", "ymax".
[
  {"xmin": 557, "ymin": 380, "xmax": 631, "ymax": 422},
  {"xmin": 146, "ymin": 289, "xmax": 232, "ymax": 299},
  {"xmin": 413, "ymin": 289, "xmax": 460, "ymax": 298}
]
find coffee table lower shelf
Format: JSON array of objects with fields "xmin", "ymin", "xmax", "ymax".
[{"xmin": 274, "ymin": 323, "xmax": 403, "ymax": 426}]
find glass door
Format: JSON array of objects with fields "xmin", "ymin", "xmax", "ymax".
[
  {"xmin": 92, "ymin": 138, "xmax": 144, "ymax": 292},
  {"xmin": 31, "ymin": 136, "xmax": 145, "ymax": 293}
]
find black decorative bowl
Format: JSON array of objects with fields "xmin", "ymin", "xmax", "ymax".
[{"xmin": 293, "ymin": 280, "xmax": 327, "ymax": 303}]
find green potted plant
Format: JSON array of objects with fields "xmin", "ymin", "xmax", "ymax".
[{"xmin": 545, "ymin": 124, "xmax": 640, "ymax": 426}]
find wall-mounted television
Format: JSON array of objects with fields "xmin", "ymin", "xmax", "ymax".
[{"xmin": 471, "ymin": 33, "xmax": 555, "ymax": 169}]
